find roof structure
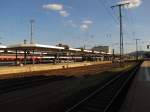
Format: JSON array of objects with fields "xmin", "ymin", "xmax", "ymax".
[
  {"xmin": 6, "ymin": 43, "xmax": 64, "ymax": 51},
  {"xmin": 69, "ymin": 48, "xmax": 81, "ymax": 52},
  {"xmin": 84, "ymin": 49, "xmax": 92, "ymax": 53},
  {"xmin": 0, "ymin": 45, "xmax": 7, "ymax": 49},
  {"xmin": 0, "ymin": 43, "xmax": 111, "ymax": 55}
]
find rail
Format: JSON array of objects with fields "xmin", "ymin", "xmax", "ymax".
[{"xmin": 65, "ymin": 62, "xmax": 142, "ymax": 112}]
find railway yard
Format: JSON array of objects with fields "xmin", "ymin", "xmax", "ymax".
[
  {"xmin": 0, "ymin": 0, "xmax": 149, "ymax": 111},
  {"xmin": 0, "ymin": 61, "xmax": 141, "ymax": 112},
  {"xmin": 0, "ymin": 43, "xmax": 142, "ymax": 112}
]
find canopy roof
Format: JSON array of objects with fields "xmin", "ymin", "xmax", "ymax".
[
  {"xmin": 6, "ymin": 43, "xmax": 64, "ymax": 51},
  {"xmin": 0, "ymin": 43, "xmax": 111, "ymax": 55}
]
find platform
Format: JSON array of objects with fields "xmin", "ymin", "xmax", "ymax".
[
  {"xmin": 119, "ymin": 61, "xmax": 150, "ymax": 112},
  {"xmin": 0, "ymin": 61, "xmax": 111, "ymax": 79}
]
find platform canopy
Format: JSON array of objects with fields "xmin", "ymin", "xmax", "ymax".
[
  {"xmin": 0, "ymin": 45, "xmax": 7, "ymax": 50},
  {"xmin": 6, "ymin": 43, "xmax": 65, "ymax": 52},
  {"xmin": 0, "ymin": 43, "xmax": 110, "ymax": 56},
  {"xmin": 0, "ymin": 45, "xmax": 7, "ymax": 52},
  {"xmin": 69, "ymin": 48, "xmax": 81, "ymax": 52}
]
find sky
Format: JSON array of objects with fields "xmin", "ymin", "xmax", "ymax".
[{"xmin": 0, "ymin": 0, "xmax": 149, "ymax": 53}]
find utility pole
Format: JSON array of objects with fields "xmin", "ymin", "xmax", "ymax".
[
  {"xmin": 0, "ymin": 37, "xmax": 2, "ymax": 44},
  {"xmin": 112, "ymin": 49, "xmax": 115, "ymax": 63},
  {"xmin": 134, "ymin": 39, "xmax": 140, "ymax": 61},
  {"xmin": 30, "ymin": 19, "xmax": 35, "ymax": 44},
  {"xmin": 111, "ymin": 2, "xmax": 129, "ymax": 65}
]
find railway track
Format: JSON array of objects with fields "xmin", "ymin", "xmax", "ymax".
[
  {"xmin": 0, "ymin": 75, "xmax": 71, "ymax": 94},
  {"xmin": 65, "ymin": 62, "xmax": 141, "ymax": 112},
  {"xmin": 0, "ymin": 62, "xmax": 119, "ymax": 95}
]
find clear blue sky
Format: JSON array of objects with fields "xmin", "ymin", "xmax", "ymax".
[{"xmin": 0, "ymin": 0, "xmax": 149, "ymax": 53}]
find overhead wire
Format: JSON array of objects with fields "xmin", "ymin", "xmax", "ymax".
[
  {"xmin": 96, "ymin": 0, "xmax": 120, "ymax": 50},
  {"xmin": 97, "ymin": 0, "xmax": 137, "ymax": 53},
  {"xmin": 97, "ymin": 0, "xmax": 119, "ymax": 25}
]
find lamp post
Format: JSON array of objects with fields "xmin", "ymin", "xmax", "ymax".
[{"xmin": 30, "ymin": 19, "xmax": 35, "ymax": 44}]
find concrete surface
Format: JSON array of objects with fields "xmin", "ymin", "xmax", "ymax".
[
  {"xmin": 119, "ymin": 61, "xmax": 150, "ymax": 112},
  {"xmin": 0, "ymin": 61, "xmax": 111, "ymax": 76}
]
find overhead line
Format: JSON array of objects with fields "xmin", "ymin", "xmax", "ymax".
[
  {"xmin": 124, "ymin": 10, "xmax": 134, "ymax": 36},
  {"xmin": 97, "ymin": 0, "xmax": 119, "ymax": 24}
]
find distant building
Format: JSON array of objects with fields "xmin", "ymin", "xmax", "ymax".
[{"xmin": 92, "ymin": 46, "xmax": 111, "ymax": 53}]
